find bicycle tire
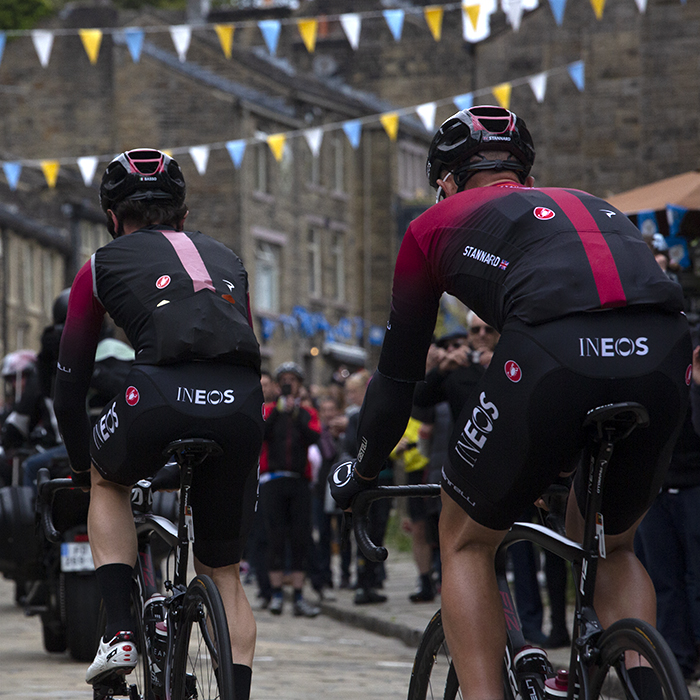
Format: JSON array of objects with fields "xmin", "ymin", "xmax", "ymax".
[
  {"xmin": 407, "ymin": 609, "xmax": 519, "ymax": 700},
  {"xmin": 171, "ymin": 575, "xmax": 235, "ymax": 700},
  {"xmin": 93, "ymin": 580, "xmax": 152, "ymax": 700},
  {"xmin": 589, "ymin": 618, "xmax": 689, "ymax": 700}
]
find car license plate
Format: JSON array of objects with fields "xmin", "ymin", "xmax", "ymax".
[{"xmin": 60, "ymin": 542, "xmax": 95, "ymax": 572}]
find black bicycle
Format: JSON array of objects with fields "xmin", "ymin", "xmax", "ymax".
[
  {"xmin": 352, "ymin": 402, "xmax": 690, "ymax": 700},
  {"xmin": 37, "ymin": 438, "xmax": 236, "ymax": 700}
]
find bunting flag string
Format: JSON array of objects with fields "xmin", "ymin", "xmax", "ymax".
[
  {"xmin": 0, "ymin": 60, "xmax": 584, "ymax": 190},
  {"xmin": 0, "ymin": 0, "xmax": 682, "ymax": 68}
]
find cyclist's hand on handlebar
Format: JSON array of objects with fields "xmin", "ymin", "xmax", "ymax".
[
  {"xmin": 328, "ymin": 459, "xmax": 378, "ymax": 511},
  {"xmin": 70, "ymin": 467, "xmax": 91, "ymax": 490}
]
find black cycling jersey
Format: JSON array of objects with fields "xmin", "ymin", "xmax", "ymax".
[{"xmin": 379, "ymin": 183, "xmax": 683, "ymax": 383}]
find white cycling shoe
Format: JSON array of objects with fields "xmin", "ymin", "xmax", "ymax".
[{"xmin": 86, "ymin": 631, "xmax": 138, "ymax": 685}]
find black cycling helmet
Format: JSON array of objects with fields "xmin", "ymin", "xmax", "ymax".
[
  {"xmin": 99, "ymin": 148, "xmax": 186, "ymax": 216},
  {"xmin": 52, "ymin": 288, "xmax": 71, "ymax": 326},
  {"xmin": 426, "ymin": 105, "xmax": 535, "ymax": 190}
]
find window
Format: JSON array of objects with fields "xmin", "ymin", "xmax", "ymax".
[
  {"xmin": 398, "ymin": 141, "xmax": 428, "ymax": 200},
  {"xmin": 330, "ymin": 231, "xmax": 345, "ymax": 302},
  {"xmin": 308, "ymin": 150, "xmax": 321, "ymax": 187},
  {"xmin": 22, "ymin": 241, "xmax": 36, "ymax": 307},
  {"xmin": 256, "ymin": 144, "xmax": 269, "ymax": 194},
  {"xmin": 333, "ymin": 135, "xmax": 344, "ymax": 193},
  {"xmin": 255, "ymin": 241, "xmax": 279, "ymax": 313},
  {"xmin": 307, "ymin": 229, "xmax": 321, "ymax": 297},
  {"xmin": 43, "ymin": 249, "xmax": 55, "ymax": 318}
]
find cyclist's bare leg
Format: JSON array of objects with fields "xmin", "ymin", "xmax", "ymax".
[
  {"xmin": 566, "ymin": 494, "xmax": 655, "ymax": 668},
  {"xmin": 194, "ymin": 559, "xmax": 256, "ymax": 667},
  {"xmin": 439, "ymin": 490, "xmax": 509, "ymax": 700},
  {"xmin": 87, "ymin": 463, "xmax": 137, "ymax": 567}
]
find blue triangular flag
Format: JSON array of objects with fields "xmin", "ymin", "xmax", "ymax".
[
  {"xmin": 368, "ymin": 325, "xmax": 386, "ymax": 347},
  {"xmin": 667, "ymin": 204, "xmax": 688, "ymax": 239},
  {"xmin": 226, "ymin": 140, "xmax": 246, "ymax": 169},
  {"xmin": 261, "ymin": 318, "xmax": 276, "ymax": 341},
  {"xmin": 3, "ymin": 162, "xmax": 22, "ymax": 191},
  {"xmin": 383, "ymin": 9, "xmax": 405, "ymax": 41},
  {"xmin": 124, "ymin": 28, "xmax": 144, "ymax": 63},
  {"xmin": 259, "ymin": 19, "xmax": 281, "ymax": 56},
  {"xmin": 0, "ymin": 32, "xmax": 6, "ymax": 67},
  {"xmin": 567, "ymin": 60, "xmax": 585, "ymax": 91},
  {"xmin": 453, "ymin": 93, "xmax": 474, "ymax": 111},
  {"xmin": 548, "ymin": 0, "xmax": 567, "ymax": 25},
  {"xmin": 342, "ymin": 120, "xmax": 362, "ymax": 149},
  {"xmin": 636, "ymin": 210, "xmax": 659, "ymax": 236}
]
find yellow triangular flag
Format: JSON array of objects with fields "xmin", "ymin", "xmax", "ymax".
[
  {"xmin": 380, "ymin": 112, "xmax": 400, "ymax": 142},
  {"xmin": 492, "ymin": 82, "xmax": 512, "ymax": 110},
  {"xmin": 297, "ymin": 19, "xmax": 318, "ymax": 53},
  {"xmin": 463, "ymin": 4, "xmax": 481, "ymax": 31},
  {"xmin": 79, "ymin": 29, "xmax": 103, "ymax": 65},
  {"xmin": 267, "ymin": 134, "xmax": 286, "ymax": 162},
  {"xmin": 41, "ymin": 160, "xmax": 60, "ymax": 188},
  {"xmin": 215, "ymin": 24, "xmax": 235, "ymax": 59},
  {"xmin": 424, "ymin": 6, "xmax": 444, "ymax": 41},
  {"xmin": 590, "ymin": 0, "xmax": 606, "ymax": 19},
  {"xmin": 161, "ymin": 149, "xmax": 173, "ymax": 157}
]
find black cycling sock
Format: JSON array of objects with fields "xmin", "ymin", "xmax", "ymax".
[
  {"xmin": 271, "ymin": 587, "xmax": 283, "ymax": 598},
  {"xmin": 293, "ymin": 588, "xmax": 303, "ymax": 602},
  {"xmin": 419, "ymin": 573, "xmax": 432, "ymax": 591},
  {"xmin": 95, "ymin": 563, "xmax": 135, "ymax": 641},
  {"xmin": 233, "ymin": 664, "xmax": 252, "ymax": 700},
  {"xmin": 626, "ymin": 666, "xmax": 663, "ymax": 700}
]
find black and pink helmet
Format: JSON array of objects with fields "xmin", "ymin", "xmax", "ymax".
[
  {"xmin": 426, "ymin": 106, "xmax": 535, "ymax": 189},
  {"xmin": 99, "ymin": 148, "xmax": 186, "ymax": 215}
]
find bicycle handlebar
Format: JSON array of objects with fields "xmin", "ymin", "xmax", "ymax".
[
  {"xmin": 36, "ymin": 468, "xmax": 76, "ymax": 543},
  {"xmin": 352, "ymin": 484, "xmax": 441, "ymax": 562}
]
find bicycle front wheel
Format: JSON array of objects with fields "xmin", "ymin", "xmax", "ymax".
[
  {"xmin": 407, "ymin": 609, "xmax": 462, "ymax": 700},
  {"xmin": 589, "ymin": 618, "xmax": 689, "ymax": 700},
  {"xmin": 171, "ymin": 575, "xmax": 235, "ymax": 700}
]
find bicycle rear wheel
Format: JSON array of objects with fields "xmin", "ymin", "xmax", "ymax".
[
  {"xmin": 171, "ymin": 575, "xmax": 235, "ymax": 700},
  {"xmin": 589, "ymin": 618, "xmax": 689, "ymax": 700}
]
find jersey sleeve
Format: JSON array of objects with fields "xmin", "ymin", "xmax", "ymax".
[
  {"xmin": 378, "ymin": 225, "xmax": 441, "ymax": 383},
  {"xmin": 53, "ymin": 259, "xmax": 106, "ymax": 473}
]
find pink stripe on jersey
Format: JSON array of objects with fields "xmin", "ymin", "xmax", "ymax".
[
  {"xmin": 160, "ymin": 230, "xmax": 215, "ymax": 293},
  {"xmin": 544, "ymin": 189, "xmax": 627, "ymax": 308}
]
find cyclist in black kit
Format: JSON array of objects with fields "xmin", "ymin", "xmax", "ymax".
[
  {"xmin": 330, "ymin": 106, "xmax": 691, "ymax": 699},
  {"xmin": 53, "ymin": 149, "xmax": 264, "ymax": 700}
]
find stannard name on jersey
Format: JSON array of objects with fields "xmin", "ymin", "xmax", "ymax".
[{"xmin": 462, "ymin": 245, "xmax": 502, "ymax": 268}]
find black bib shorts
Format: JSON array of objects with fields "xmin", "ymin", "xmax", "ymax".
[
  {"xmin": 90, "ymin": 362, "xmax": 264, "ymax": 567},
  {"xmin": 442, "ymin": 308, "xmax": 691, "ymax": 534}
]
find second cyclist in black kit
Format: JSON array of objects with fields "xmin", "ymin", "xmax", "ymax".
[
  {"xmin": 54, "ymin": 149, "xmax": 264, "ymax": 700},
  {"xmin": 330, "ymin": 106, "xmax": 691, "ymax": 700}
]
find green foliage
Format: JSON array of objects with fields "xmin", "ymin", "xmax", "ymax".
[{"xmin": 0, "ymin": 0, "xmax": 53, "ymax": 31}]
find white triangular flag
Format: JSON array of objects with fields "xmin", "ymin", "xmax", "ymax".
[
  {"xmin": 634, "ymin": 0, "xmax": 647, "ymax": 11},
  {"xmin": 416, "ymin": 102, "xmax": 437, "ymax": 132},
  {"xmin": 32, "ymin": 30, "xmax": 54, "ymax": 67},
  {"xmin": 189, "ymin": 145, "xmax": 210, "ymax": 175},
  {"xmin": 77, "ymin": 156, "xmax": 99, "ymax": 186},
  {"xmin": 340, "ymin": 14, "xmax": 361, "ymax": 50},
  {"xmin": 303, "ymin": 128, "xmax": 323, "ymax": 157},
  {"xmin": 503, "ymin": 0, "xmax": 524, "ymax": 30},
  {"xmin": 528, "ymin": 72, "xmax": 548, "ymax": 103},
  {"xmin": 169, "ymin": 25, "xmax": 192, "ymax": 63}
]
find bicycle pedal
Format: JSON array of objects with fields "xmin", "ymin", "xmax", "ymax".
[
  {"xmin": 92, "ymin": 675, "xmax": 129, "ymax": 699},
  {"xmin": 184, "ymin": 672, "xmax": 197, "ymax": 699}
]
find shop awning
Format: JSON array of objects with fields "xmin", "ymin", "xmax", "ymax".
[{"xmin": 607, "ymin": 171, "xmax": 700, "ymax": 214}]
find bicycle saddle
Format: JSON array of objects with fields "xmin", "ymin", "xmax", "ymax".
[{"xmin": 583, "ymin": 402, "xmax": 649, "ymax": 443}]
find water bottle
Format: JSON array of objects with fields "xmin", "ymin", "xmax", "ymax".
[
  {"xmin": 514, "ymin": 646, "xmax": 553, "ymax": 700},
  {"xmin": 544, "ymin": 670, "xmax": 569, "ymax": 699},
  {"xmin": 144, "ymin": 593, "xmax": 167, "ymax": 689}
]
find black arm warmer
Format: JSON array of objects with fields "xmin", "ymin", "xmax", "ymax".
[{"xmin": 354, "ymin": 371, "xmax": 416, "ymax": 479}]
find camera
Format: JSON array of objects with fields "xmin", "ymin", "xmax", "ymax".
[{"xmin": 280, "ymin": 383, "xmax": 293, "ymax": 396}]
